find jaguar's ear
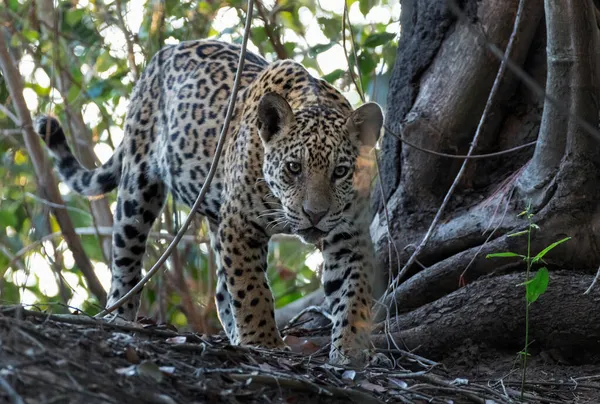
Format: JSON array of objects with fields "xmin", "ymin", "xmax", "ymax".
[
  {"xmin": 346, "ymin": 102, "xmax": 383, "ymax": 149},
  {"xmin": 257, "ymin": 92, "xmax": 295, "ymax": 144}
]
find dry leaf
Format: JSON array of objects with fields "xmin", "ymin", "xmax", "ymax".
[
  {"xmin": 115, "ymin": 365, "xmax": 137, "ymax": 376},
  {"xmin": 159, "ymin": 366, "xmax": 176, "ymax": 375},
  {"xmin": 359, "ymin": 381, "xmax": 387, "ymax": 393},
  {"xmin": 342, "ymin": 370, "xmax": 356, "ymax": 381},
  {"xmin": 166, "ymin": 336, "xmax": 187, "ymax": 344},
  {"xmin": 283, "ymin": 335, "xmax": 320, "ymax": 355},
  {"xmin": 125, "ymin": 345, "xmax": 140, "ymax": 364}
]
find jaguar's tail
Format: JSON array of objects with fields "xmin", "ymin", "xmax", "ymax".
[{"xmin": 35, "ymin": 116, "xmax": 123, "ymax": 197}]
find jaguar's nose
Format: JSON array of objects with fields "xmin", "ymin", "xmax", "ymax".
[{"xmin": 302, "ymin": 205, "xmax": 328, "ymax": 225}]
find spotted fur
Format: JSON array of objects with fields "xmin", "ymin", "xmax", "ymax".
[{"xmin": 36, "ymin": 40, "xmax": 384, "ymax": 366}]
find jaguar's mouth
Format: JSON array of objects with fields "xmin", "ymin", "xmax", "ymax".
[{"xmin": 296, "ymin": 227, "xmax": 328, "ymax": 243}]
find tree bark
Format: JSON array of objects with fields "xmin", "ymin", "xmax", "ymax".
[
  {"xmin": 369, "ymin": 0, "xmax": 600, "ymax": 306},
  {"xmin": 376, "ymin": 272, "xmax": 600, "ymax": 359}
]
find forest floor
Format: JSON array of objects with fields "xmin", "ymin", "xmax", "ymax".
[{"xmin": 1, "ymin": 305, "xmax": 599, "ymax": 403}]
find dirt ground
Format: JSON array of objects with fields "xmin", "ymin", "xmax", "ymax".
[{"xmin": 1, "ymin": 305, "xmax": 599, "ymax": 404}]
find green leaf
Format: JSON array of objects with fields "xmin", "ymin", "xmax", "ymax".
[
  {"xmin": 322, "ymin": 69, "xmax": 345, "ymax": 83},
  {"xmin": 532, "ymin": 237, "xmax": 571, "ymax": 263},
  {"xmin": 308, "ymin": 42, "xmax": 336, "ymax": 57},
  {"xmin": 357, "ymin": 51, "xmax": 377, "ymax": 74},
  {"xmin": 486, "ymin": 252, "xmax": 526, "ymax": 259},
  {"xmin": 318, "ymin": 17, "xmax": 341, "ymax": 40},
  {"xmin": 363, "ymin": 32, "xmax": 397, "ymax": 48},
  {"xmin": 66, "ymin": 9, "xmax": 86, "ymax": 27},
  {"xmin": 251, "ymin": 27, "xmax": 267, "ymax": 44},
  {"xmin": 8, "ymin": 0, "xmax": 20, "ymax": 12},
  {"xmin": 96, "ymin": 50, "xmax": 114, "ymax": 73},
  {"xmin": 526, "ymin": 267, "xmax": 549, "ymax": 304},
  {"xmin": 359, "ymin": 0, "xmax": 376, "ymax": 16},
  {"xmin": 22, "ymin": 30, "xmax": 39, "ymax": 42},
  {"xmin": 0, "ymin": 209, "xmax": 18, "ymax": 229}
]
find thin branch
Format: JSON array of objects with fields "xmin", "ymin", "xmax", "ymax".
[
  {"xmin": 0, "ymin": 104, "xmax": 20, "ymax": 125},
  {"xmin": 24, "ymin": 192, "xmax": 93, "ymax": 218},
  {"xmin": 342, "ymin": 1, "xmax": 365, "ymax": 103},
  {"xmin": 0, "ymin": 129, "xmax": 22, "ymax": 136},
  {"xmin": 6, "ymin": 226, "xmax": 208, "ymax": 271},
  {"xmin": 384, "ymin": 124, "xmax": 537, "ymax": 159},
  {"xmin": 385, "ymin": 0, "xmax": 527, "ymax": 292},
  {"xmin": 1, "ymin": 305, "xmax": 181, "ymax": 338},
  {"xmin": 96, "ymin": 0, "xmax": 256, "ymax": 318},
  {"xmin": 584, "ymin": 265, "xmax": 600, "ymax": 294},
  {"xmin": 0, "ymin": 374, "xmax": 24, "ymax": 404},
  {"xmin": 115, "ymin": 0, "xmax": 139, "ymax": 80},
  {"xmin": 0, "ymin": 243, "xmax": 28, "ymax": 273},
  {"xmin": 255, "ymin": 0, "xmax": 288, "ymax": 59}
]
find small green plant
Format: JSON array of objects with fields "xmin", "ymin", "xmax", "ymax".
[{"xmin": 486, "ymin": 202, "xmax": 570, "ymax": 400}]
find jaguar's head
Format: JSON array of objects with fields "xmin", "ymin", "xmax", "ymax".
[{"xmin": 257, "ymin": 92, "xmax": 383, "ymax": 243}]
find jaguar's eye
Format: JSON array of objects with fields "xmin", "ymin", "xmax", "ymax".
[
  {"xmin": 287, "ymin": 162, "xmax": 302, "ymax": 175},
  {"xmin": 333, "ymin": 166, "xmax": 349, "ymax": 179}
]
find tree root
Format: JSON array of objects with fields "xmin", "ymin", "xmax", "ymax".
[{"xmin": 372, "ymin": 272, "xmax": 600, "ymax": 359}]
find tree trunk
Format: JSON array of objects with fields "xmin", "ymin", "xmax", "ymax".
[{"xmin": 371, "ymin": 0, "xmax": 600, "ymax": 311}]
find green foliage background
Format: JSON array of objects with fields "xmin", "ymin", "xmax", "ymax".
[{"xmin": 0, "ymin": 0, "xmax": 398, "ymax": 331}]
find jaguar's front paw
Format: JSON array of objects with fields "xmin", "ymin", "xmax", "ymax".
[
  {"xmin": 329, "ymin": 346, "xmax": 392, "ymax": 368},
  {"xmin": 329, "ymin": 346, "xmax": 367, "ymax": 367},
  {"xmin": 102, "ymin": 311, "xmax": 137, "ymax": 326}
]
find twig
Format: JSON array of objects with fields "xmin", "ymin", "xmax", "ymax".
[
  {"xmin": 0, "ymin": 129, "xmax": 22, "ymax": 136},
  {"xmin": 115, "ymin": 0, "xmax": 139, "ymax": 80},
  {"xmin": 342, "ymin": 1, "xmax": 365, "ymax": 103},
  {"xmin": 0, "ymin": 375, "xmax": 24, "ymax": 404},
  {"xmin": 6, "ymin": 226, "xmax": 208, "ymax": 272},
  {"xmin": 255, "ymin": 0, "xmax": 288, "ymax": 59},
  {"xmin": 24, "ymin": 192, "xmax": 93, "ymax": 218},
  {"xmin": 0, "ymin": 243, "xmax": 28, "ymax": 273},
  {"xmin": 459, "ymin": 186, "xmax": 515, "ymax": 284},
  {"xmin": 0, "ymin": 104, "xmax": 20, "ymax": 125},
  {"xmin": 2, "ymin": 305, "xmax": 183, "ymax": 338},
  {"xmin": 385, "ymin": 0, "xmax": 526, "ymax": 293},
  {"xmin": 95, "ymin": 0, "xmax": 256, "ymax": 318},
  {"xmin": 574, "ymin": 374, "xmax": 600, "ymax": 381},
  {"xmin": 584, "ymin": 265, "xmax": 600, "ymax": 294},
  {"xmin": 384, "ymin": 124, "xmax": 537, "ymax": 159}
]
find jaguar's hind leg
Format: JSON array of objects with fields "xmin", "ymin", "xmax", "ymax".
[
  {"xmin": 106, "ymin": 166, "xmax": 166, "ymax": 321},
  {"xmin": 209, "ymin": 223, "xmax": 238, "ymax": 342}
]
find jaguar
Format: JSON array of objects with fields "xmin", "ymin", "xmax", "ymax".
[{"xmin": 36, "ymin": 39, "xmax": 384, "ymax": 366}]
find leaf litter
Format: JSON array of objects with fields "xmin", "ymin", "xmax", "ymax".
[{"xmin": 1, "ymin": 305, "xmax": 598, "ymax": 403}]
